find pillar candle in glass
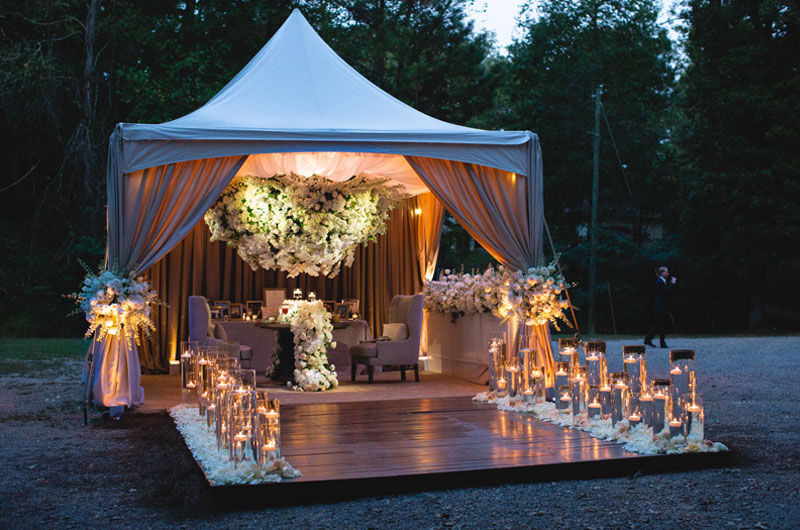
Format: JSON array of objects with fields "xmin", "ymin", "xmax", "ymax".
[
  {"xmin": 487, "ymin": 336, "xmax": 506, "ymax": 393},
  {"xmin": 670, "ymin": 350, "xmax": 696, "ymax": 420},
  {"xmin": 530, "ymin": 366, "xmax": 546, "ymax": 404},
  {"xmin": 599, "ymin": 384, "xmax": 612, "ymax": 417},
  {"xmin": 555, "ymin": 361, "xmax": 570, "ymax": 393},
  {"xmin": 557, "ymin": 386, "xmax": 572, "ymax": 415},
  {"xmin": 506, "ymin": 361, "xmax": 522, "ymax": 399},
  {"xmin": 308, "ymin": 291, "xmax": 316, "ymax": 301},
  {"xmin": 520, "ymin": 347, "xmax": 534, "ymax": 392},
  {"xmin": 180, "ymin": 341, "xmax": 199, "ymax": 404},
  {"xmin": 668, "ymin": 418, "xmax": 683, "ymax": 440},
  {"xmin": 683, "ymin": 393, "xmax": 704, "ymax": 442},
  {"xmin": 623, "ymin": 344, "xmax": 646, "ymax": 397},
  {"xmin": 586, "ymin": 346, "xmax": 605, "ymax": 388},
  {"xmin": 228, "ymin": 387, "xmax": 256, "ymax": 467},
  {"xmin": 651, "ymin": 379, "xmax": 671, "ymax": 437},
  {"xmin": 214, "ymin": 373, "xmax": 232, "ymax": 450},
  {"xmin": 293, "ymin": 288, "xmax": 302, "ymax": 300},
  {"xmin": 588, "ymin": 397, "xmax": 602, "ymax": 419},
  {"xmin": 639, "ymin": 388, "xmax": 654, "ymax": 428},
  {"xmin": 558, "ymin": 338, "xmax": 581, "ymax": 371},
  {"xmin": 571, "ymin": 366, "xmax": 588, "ymax": 416},
  {"xmin": 253, "ymin": 397, "xmax": 281, "ymax": 466},
  {"xmin": 610, "ymin": 372, "xmax": 630, "ymax": 426}
]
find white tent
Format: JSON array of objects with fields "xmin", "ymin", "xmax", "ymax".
[{"xmin": 96, "ymin": 9, "xmax": 550, "ymax": 410}]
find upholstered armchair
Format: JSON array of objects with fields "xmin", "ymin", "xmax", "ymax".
[
  {"xmin": 188, "ymin": 296, "xmax": 253, "ymax": 368},
  {"xmin": 349, "ymin": 294, "xmax": 423, "ymax": 383}
]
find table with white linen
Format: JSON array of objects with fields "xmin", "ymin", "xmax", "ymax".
[{"xmin": 217, "ymin": 319, "xmax": 372, "ymax": 376}]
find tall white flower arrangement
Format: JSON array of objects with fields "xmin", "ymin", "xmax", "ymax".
[
  {"xmin": 71, "ymin": 265, "xmax": 160, "ymax": 348},
  {"xmin": 204, "ymin": 173, "xmax": 408, "ymax": 278},
  {"xmin": 272, "ymin": 300, "xmax": 338, "ymax": 392},
  {"xmin": 423, "ymin": 261, "xmax": 571, "ymax": 329}
]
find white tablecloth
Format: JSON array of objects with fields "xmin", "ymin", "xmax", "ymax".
[{"xmin": 217, "ymin": 320, "xmax": 372, "ymax": 375}]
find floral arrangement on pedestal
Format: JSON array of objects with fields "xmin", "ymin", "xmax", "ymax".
[
  {"xmin": 423, "ymin": 261, "xmax": 570, "ymax": 329},
  {"xmin": 272, "ymin": 300, "xmax": 338, "ymax": 392},
  {"xmin": 204, "ymin": 173, "xmax": 408, "ymax": 278},
  {"xmin": 71, "ymin": 265, "xmax": 160, "ymax": 348}
]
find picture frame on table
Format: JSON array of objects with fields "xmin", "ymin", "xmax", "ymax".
[
  {"xmin": 336, "ymin": 304, "xmax": 349, "ymax": 319},
  {"xmin": 213, "ymin": 301, "xmax": 230, "ymax": 320},
  {"xmin": 245, "ymin": 300, "xmax": 262, "ymax": 319},
  {"xmin": 323, "ymin": 300, "xmax": 336, "ymax": 314},
  {"xmin": 343, "ymin": 299, "xmax": 360, "ymax": 317},
  {"xmin": 263, "ymin": 287, "xmax": 287, "ymax": 318},
  {"xmin": 209, "ymin": 307, "xmax": 222, "ymax": 320},
  {"xmin": 229, "ymin": 303, "xmax": 243, "ymax": 320}
]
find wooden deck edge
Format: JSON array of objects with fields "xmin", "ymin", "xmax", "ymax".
[{"xmin": 207, "ymin": 450, "xmax": 734, "ymax": 510}]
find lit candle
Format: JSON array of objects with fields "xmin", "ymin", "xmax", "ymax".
[
  {"xmin": 523, "ymin": 389, "xmax": 534, "ymax": 404},
  {"xmin": 669, "ymin": 419, "xmax": 683, "ymax": 439},
  {"xmin": 559, "ymin": 393, "xmax": 572, "ymax": 415},
  {"xmin": 639, "ymin": 393, "xmax": 653, "ymax": 427},
  {"xmin": 588, "ymin": 401, "xmax": 602, "ymax": 419},
  {"xmin": 628, "ymin": 414, "xmax": 642, "ymax": 428},
  {"xmin": 497, "ymin": 378, "xmax": 507, "ymax": 389},
  {"xmin": 599, "ymin": 385, "xmax": 612, "ymax": 416},
  {"xmin": 234, "ymin": 432, "xmax": 249, "ymax": 443},
  {"xmin": 186, "ymin": 382, "xmax": 196, "ymax": 389},
  {"xmin": 670, "ymin": 367, "xmax": 682, "ymax": 375}
]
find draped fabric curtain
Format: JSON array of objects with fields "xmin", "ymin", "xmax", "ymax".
[
  {"xmin": 92, "ymin": 152, "xmax": 246, "ymax": 407},
  {"xmin": 139, "ymin": 194, "xmax": 441, "ymax": 371},
  {"xmin": 405, "ymin": 154, "xmax": 554, "ymax": 383}
]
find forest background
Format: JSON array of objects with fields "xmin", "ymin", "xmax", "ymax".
[{"xmin": 1, "ymin": 0, "xmax": 798, "ymax": 339}]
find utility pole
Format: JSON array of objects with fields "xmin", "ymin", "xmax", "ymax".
[{"xmin": 588, "ymin": 85, "xmax": 602, "ymax": 335}]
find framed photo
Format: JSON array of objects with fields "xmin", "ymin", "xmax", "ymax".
[
  {"xmin": 263, "ymin": 287, "xmax": 287, "ymax": 318},
  {"xmin": 246, "ymin": 300, "xmax": 262, "ymax": 318},
  {"xmin": 213, "ymin": 301, "xmax": 230, "ymax": 320},
  {"xmin": 210, "ymin": 307, "xmax": 222, "ymax": 320},
  {"xmin": 343, "ymin": 299, "xmax": 360, "ymax": 316},
  {"xmin": 336, "ymin": 304, "xmax": 349, "ymax": 319},
  {"xmin": 229, "ymin": 303, "xmax": 243, "ymax": 320},
  {"xmin": 323, "ymin": 300, "xmax": 336, "ymax": 314}
]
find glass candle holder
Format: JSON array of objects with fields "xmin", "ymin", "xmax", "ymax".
[
  {"xmin": 505, "ymin": 361, "xmax": 522, "ymax": 399},
  {"xmin": 651, "ymin": 378, "xmax": 671, "ymax": 437},
  {"xmin": 293, "ymin": 288, "xmax": 302, "ymax": 300},
  {"xmin": 557, "ymin": 385, "xmax": 572, "ymax": 415},
  {"xmin": 180, "ymin": 341, "xmax": 199, "ymax": 403},
  {"xmin": 670, "ymin": 350, "xmax": 696, "ymax": 420},
  {"xmin": 639, "ymin": 390, "xmax": 654, "ymax": 428},
  {"xmin": 520, "ymin": 347, "xmax": 534, "ymax": 391},
  {"xmin": 599, "ymin": 384, "xmax": 612, "ymax": 417},
  {"xmin": 214, "ymin": 372, "xmax": 232, "ymax": 450},
  {"xmin": 571, "ymin": 366, "xmax": 588, "ymax": 416},
  {"xmin": 586, "ymin": 346, "xmax": 605, "ymax": 387},
  {"xmin": 588, "ymin": 396, "xmax": 602, "ymax": 419},
  {"xmin": 254, "ymin": 397, "xmax": 281, "ymax": 466},
  {"xmin": 683, "ymin": 392, "xmax": 704, "ymax": 442},
  {"xmin": 228, "ymin": 388, "xmax": 256, "ymax": 467},
  {"xmin": 610, "ymin": 372, "xmax": 629, "ymax": 426},
  {"xmin": 559, "ymin": 337, "xmax": 580, "ymax": 369},
  {"xmin": 555, "ymin": 361, "xmax": 570, "ymax": 393},
  {"xmin": 530, "ymin": 366, "xmax": 546, "ymax": 404},
  {"xmin": 308, "ymin": 291, "xmax": 316, "ymax": 301},
  {"xmin": 668, "ymin": 418, "xmax": 683, "ymax": 440},
  {"xmin": 487, "ymin": 337, "xmax": 506, "ymax": 393}
]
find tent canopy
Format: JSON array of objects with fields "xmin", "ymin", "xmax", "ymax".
[
  {"xmin": 97, "ymin": 9, "xmax": 550, "ymax": 409},
  {"xmin": 114, "ymin": 9, "xmax": 535, "ymax": 182}
]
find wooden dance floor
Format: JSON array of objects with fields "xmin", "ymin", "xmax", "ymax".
[{"xmin": 208, "ymin": 396, "xmax": 729, "ymax": 504}]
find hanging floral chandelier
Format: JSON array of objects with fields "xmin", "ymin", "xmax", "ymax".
[{"xmin": 204, "ymin": 173, "xmax": 408, "ymax": 278}]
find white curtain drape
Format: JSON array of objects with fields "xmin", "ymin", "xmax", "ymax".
[{"xmin": 90, "ymin": 145, "xmax": 246, "ymax": 409}]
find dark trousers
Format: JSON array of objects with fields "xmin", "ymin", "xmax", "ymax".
[{"xmin": 645, "ymin": 312, "xmax": 668, "ymax": 346}]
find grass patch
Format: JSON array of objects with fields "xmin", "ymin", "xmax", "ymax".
[
  {"xmin": 0, "ymin": 338, "xmax": 89, "ymax": 376},
  {"xmin": 0, "ymin": 338, "xmax": 89, "ymax": 360}
]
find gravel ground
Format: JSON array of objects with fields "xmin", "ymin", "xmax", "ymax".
[{"xmin": 1, "ymin": 336, "xmax": 798, "ymax": 530}]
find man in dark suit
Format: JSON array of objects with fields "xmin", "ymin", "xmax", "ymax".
[{"xmin": 644, "ymin": 266, "xmax": 677, "ymax": 348}]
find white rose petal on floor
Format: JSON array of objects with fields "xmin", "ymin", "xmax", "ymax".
[
  {"xmin": 169, "ymin": 404, "xmax": 301, "ymax": 485},
  {"xmin": 473, "ymin": 392, "xmax": 728, "ymax": 456}
]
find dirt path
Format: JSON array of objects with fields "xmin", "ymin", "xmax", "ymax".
[{"xmin": 1, "ymin": 337, "xmax": 798, "ymax": 529}]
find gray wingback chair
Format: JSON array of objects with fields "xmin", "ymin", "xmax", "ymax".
[
  {"xmin": 188, "ymin": 296, "xmax": 253, "ymax": 368},
  {"xmin": 349, "ymin": 294, "xmax": 423, "ymax": 383}
]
